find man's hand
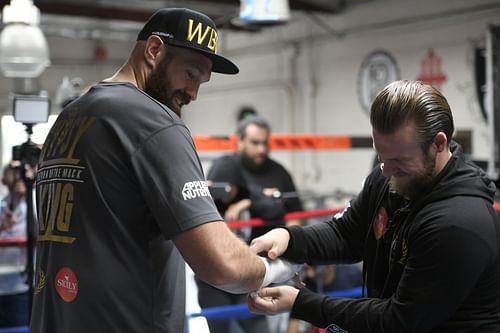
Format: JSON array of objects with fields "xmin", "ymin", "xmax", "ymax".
[
  {"xmin": 248, "ymin": 286, "xmax": 300, "ymax": 315},
  {"xmin": 259, "ymin": 257, "xmax": 303, "ymax": 288},
  {"xmin": 250, "ymin": 227, "xmax": 290, "ymax": 259},
  {"xmin": 224, "ymin": 199, "xmax": 251, "ymax": 221}
]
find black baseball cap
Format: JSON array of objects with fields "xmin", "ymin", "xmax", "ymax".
[{"xmin": 137, "ymin": 8, "xmax": 239, "ymax": 75}]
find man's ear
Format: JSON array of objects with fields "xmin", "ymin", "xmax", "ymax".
[
  {"xmin": 434, "ymin": 131, "xmax": 448, "ymax": 152},
  {"xmin": 143, "ymin": 35, "xmax": 164, "ymax": 67}
]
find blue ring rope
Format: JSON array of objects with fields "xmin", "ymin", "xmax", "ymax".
[{"xmin": 0, "ymin": 287, "xmax": 363, "ymax": 332}]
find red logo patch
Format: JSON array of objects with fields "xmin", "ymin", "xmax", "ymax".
[
  {"xmin": 373, "ymin": 206, "xmax": 389, "ymax": 240},
  {"xmin": 55, "ymin": 267, "xmax": 78, "ymax": 302}
]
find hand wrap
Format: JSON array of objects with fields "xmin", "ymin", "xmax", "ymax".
[{"xmin": 259, "ymin": 256, "xmax": 302, "ymax": 288}]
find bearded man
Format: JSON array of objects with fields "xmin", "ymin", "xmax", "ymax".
[{"xmin": 248, "ymin": 80, "xmax": 500, "ymax": 333}]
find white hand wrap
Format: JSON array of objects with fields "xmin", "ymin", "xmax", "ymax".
[{"xmin": 259, "ymin": 256, "xmax": 302, "ymax": 288}]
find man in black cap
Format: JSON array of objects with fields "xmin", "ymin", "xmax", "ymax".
[{"xmin": 30, "ymin": 8, "xmax": 300, "ymax": 333}]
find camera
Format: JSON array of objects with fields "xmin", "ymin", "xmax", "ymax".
[
  {"xmin": 12, "ymin": 141, "xmax": 42, "ymax": 168},
  {"xmin": 11, "ymin": 94, "xmax": 49, "ymax": 168}
]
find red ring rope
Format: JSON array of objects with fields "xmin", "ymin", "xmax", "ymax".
[{"xmin": 1, "ymin": 203, "xmax": 500, "ymax": 247}]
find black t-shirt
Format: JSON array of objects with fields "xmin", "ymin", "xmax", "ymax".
[
  {"xmin": 237, "ymin": 155, "xmax": 303, "ymax": 239},
  {"xmin": 31, "ymin": 82, "xmax": 221, "ymax": 333}
]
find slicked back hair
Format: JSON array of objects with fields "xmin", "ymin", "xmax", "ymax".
[{"xmin": 370, "ymin": 80, "xmax": 454, "ymax": 151}]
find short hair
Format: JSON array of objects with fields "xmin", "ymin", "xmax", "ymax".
[
  {"xmin": 236, "ymin": 115, "xmax": 271, "ymax": 140},
  {"xmin": 370, "ymin": 80, "xmax": 454, "ymax": 150}
]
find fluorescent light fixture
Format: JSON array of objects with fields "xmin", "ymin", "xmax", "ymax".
[{"xmin": 239, "ymin": 0, "xmax": 290, "ymax": 24}]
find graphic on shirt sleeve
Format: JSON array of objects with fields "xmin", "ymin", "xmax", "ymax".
[
  {"xmin": 55, "ymin": 267, "xmax": 78, "ymax": 302},
  {"xmin": 182, "ymin": 180, "xmax": 211, "ymax": 200},
  {"xmin": 326, "ymin": 323, "xmax": 349, "ymax": 332},
  {"xmin": 36, "ymin": 113, "xmax": 96, "ymax": 244},
  {"xmin": 373, "ymin": 206, "xmax": 389, "ymax": 240}
]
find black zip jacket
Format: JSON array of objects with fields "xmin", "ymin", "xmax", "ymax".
[{"xmin": 283, "ymin": 142, "xmax": 500, "ymax": 332}]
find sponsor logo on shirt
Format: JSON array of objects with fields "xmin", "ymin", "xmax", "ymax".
[
  {"xmin": 34, "ymin": 268, "xmax": 47, "ymax": 295},
  {"xmin": 398, "ymin": 239, "xmax": 408, "ymax": 264},
  {"xmin": 391, "ymin": 238, "xmax": 409, "ymax": 265},
  {"xmin": 182, "ymin": 180, "xmax": 211, "ymax": 200},
  {"xmin": 55, "ymin": 267, "xmax": 78, "ymax": 302},
  {"xmin": 333, "ymin": 202, "xmax": 350, "ymax": 220},
  {"xmin": 326, "ymin": 323, "xmax": 349, "ymax": 332},
  {"xmin": 373, "ymin": 206, "xmax": 389, "ymax": 240}
]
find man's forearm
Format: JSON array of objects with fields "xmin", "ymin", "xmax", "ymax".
[
  {"xmin": 214, "ymin": 253, "xmax": 266, "ymax": 293},
  {"xmin": 175, "ymin": 221, "xmax": 265, "ymax": 292}
]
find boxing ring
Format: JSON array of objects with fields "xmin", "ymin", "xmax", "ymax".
[{"xmin": 1, "ymin": 203, "xmax": 500, "ymax": 333}]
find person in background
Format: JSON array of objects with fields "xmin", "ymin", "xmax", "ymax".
[
  {"xmin": 0, "ymin": 162, "xmax": 29, "ymax": 328},
  {"xmin": 231, "ymin": 114, "xmax": 304, "ymax": 332},
  {"xmin": 248, "ymin": 80, "xmax": 500, "ymax": 332},
  {"xmin": 236, "ymin": 114, "xmax": 303, "ymax": 239},
  {"xmin": 197, "ymin": 154, "xmax": 285, "ymax": 333},
  {"xmin": 30, "ymin": 8, "xmax": 300, "ymax": 333}
]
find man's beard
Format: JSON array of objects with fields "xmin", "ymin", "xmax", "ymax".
[
  {"xmin": 239, "ymin": 153, "xmax": 269, "ymax": 173},
  {"xmin": 389, "ymin": 150, "xmax": 436, "ymax": 200},
  {"xmin": 144, "ymin": 54, "xmax": 189, "ymax": 117}
]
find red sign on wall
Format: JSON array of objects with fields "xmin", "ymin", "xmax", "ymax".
[{"xmin": 417, "ymin": 48, "xmax": 447, "ymax": 90}]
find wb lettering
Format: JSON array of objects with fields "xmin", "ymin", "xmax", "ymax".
[{"xmin": 186, "ymin": 19, "xmax": 218, "ymax": 51}]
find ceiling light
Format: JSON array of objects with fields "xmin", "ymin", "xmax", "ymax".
[
  {"xmin": 0, "ymin": 0, "xmax": 50, "ymax": 78},
  {"xmin": 239, "ymin": 0, "xmax": 290, "ymax": 24}
]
